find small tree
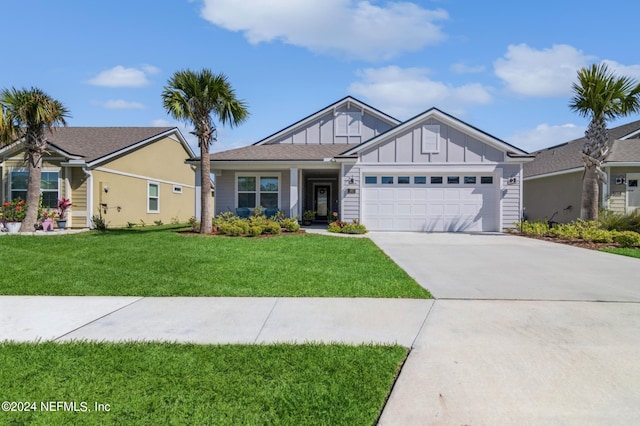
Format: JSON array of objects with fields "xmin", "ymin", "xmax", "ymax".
[
  {"xmin": 161, "ymin": 69, "xmax": 248, "ymax": 233},
  {"xmin": 0, "ymin": 87, "xmax": 69, "ymax": 231},
  {"xmin": 569, "ymin": 63, "xmax": 640, "ymax": 222}
]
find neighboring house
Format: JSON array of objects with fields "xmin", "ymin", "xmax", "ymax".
[
  {"xmin": 202, "ymin": 96, "xmax": 532, "ymax": 232},
  {"xmin": 0, "ymin": 127, "xmax": 197, "ymax": 228},
  {"xmin": 523, "ymin": 119, "xmax": 640, "ymax": 223}
]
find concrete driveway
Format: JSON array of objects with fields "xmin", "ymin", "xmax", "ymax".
[
  {"xmin": 370, "ymin": 232, "xmax": 640, "ymax": 425},
  {"xmin": 368, "ymin": 232, "xmax": 640, "ymax": 301}
]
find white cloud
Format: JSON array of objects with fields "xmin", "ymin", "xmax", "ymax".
[
  {"xmin": 103, "ymin": 99, "xmax": 145, "ymax": 109},
  {"xmin": 450, "ymin": 62, "xmax": 485, "ymax": 74},
  {"xmin": 88, "ymin": 65, "xmax": 159, "ymax": 87},
  {"xmin": 508, "ymin": 123, "xmax": 584, "ymax": 152},
  {"xmin": 601, "ymin": 60, "xmax": 640, "ymax": 81},
  {"xmin": 494, "ymin": 44, "xmax": 593, "ymax": 97},
  {"xmin": 348, "ymin": 66, "xmax": 492, "ymax": 119},
  {"xmin": 200, "ymin": 0, "xmax": 448, "ymax": 61}
]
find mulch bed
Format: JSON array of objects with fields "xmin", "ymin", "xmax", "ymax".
[{"xmin": 179, "ymin": 229, "xmax": 307, "ymax": 238}]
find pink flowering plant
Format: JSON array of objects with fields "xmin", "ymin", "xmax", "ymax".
[
  {"xmin": 57, "ymin": 198, "xmax": 72, "ymax": 220},
  {"xmin": 2, "ymin": 199, "xmax": 28, "ymax": 222},
  {"xmin": 41, "ymin": 209, "xmax": 56, "ymax": 219}
]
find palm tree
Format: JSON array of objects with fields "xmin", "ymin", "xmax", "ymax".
[
  {"xmin": 162, "ymin": 69, "xmax": 248, "ymax": 234},
  {"xmin": 0, "ymin": 87, "xmax": 69, "ymax": 231},
  {"xmin": 569, "ymin": 63, "xmax": 640, "ymax": 222}
]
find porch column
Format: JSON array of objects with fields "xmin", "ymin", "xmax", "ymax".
[
  {"xmin": 194, "ymin": 166, "xmax": 202, "ymax": 221},
  {"xmin": 289, "ymin": 167, "xmax": 298, "ymax": 218}
]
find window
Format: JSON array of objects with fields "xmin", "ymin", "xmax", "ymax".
[
  {"xmin": 173, "ymin": 185, "xmax": 183, "ymax": 194},
  {"xmin": 421, "ymin": 125, "xmax": 440, "ymax": 153},
  {"xmin": 430, "ymin": 176, "xmax": 443, "ymax": 184},
  {"xmin": 398, "ymin": 176, "xmax": 410, "ymax": 184},
  {"xmin": 237, "ymin": 175, "xmax": 279, "ymax": 208},
  {"xmin": 447, "ymin": 176, "xmax": 460, "ymax": 184},
  {"xmin": 335, "ymin": 111, "xmax": 362, "ymax": 136},
  {"xmin": 10, "ymin": 170, "xmax": 59, "ymax": 207},
  {"xmin": 365, "ymin": 176, "xmax": 377, "ymax": 184},
  {"xmin": 148, "ymin": 182, "xmax": 159, "ymax": 212},
  {"xmin": 464, "ymin": 176, "xmax": 477, "ymax": 184},
  {"xmin": 414, "ymin": 176, "xmax": 427, "ymax": 184},
  {"xmin": 629, "ymin": 179, "xmax": 638, "ymax": 188},
  {"xmin": 381, "ymin": 176, "xmax": 393, "ymax": 184},
  {"xmin": 480, "ymin": 176, "xmax": 494, "ymax": 184}
]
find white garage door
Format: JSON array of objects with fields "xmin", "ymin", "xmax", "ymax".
[{"xmin": 362, "ymin": 174, "xmax": 498, "ymax": 232}]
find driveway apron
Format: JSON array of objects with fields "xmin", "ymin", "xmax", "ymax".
[{"xmin": 370, "ymin": 232, "xmax": 640, "ymax": 425}]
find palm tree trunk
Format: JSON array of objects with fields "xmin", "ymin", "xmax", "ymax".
[
  {"xmin": 22, "ymin": 149, "xmax": 43, "ymax": 231},
  {"xmin": 199, "ymin": 143, "xmax": 212, "ymax": 234},
  {"xmin": 580, "ymin": 165, "xmax": 599, "ymax": 221}
]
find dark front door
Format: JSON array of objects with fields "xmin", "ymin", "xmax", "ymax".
[{"xmin": 315, "ymin": 185, "xmax": 330, "ymax": 219}]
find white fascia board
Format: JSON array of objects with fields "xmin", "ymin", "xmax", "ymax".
[
  {"xmin": 86, "ymin": 128, "xmax": 189, "ymax": 167},
  {"xmin": 523, "ymin": 167, "xmax": 583, "ymax": 181},
  {"xmin": 605, "ymin": 162, "xmax": 640, "ymax": 167},
  {"xmin": 620, "ymin": 128, "xmax": 640, "ymax": 139},
  {"xmin": 358, "ymin": 164, "xmax": 499, "ymax": 173},
  {"xmin": 210, "ymin": 160, "xmax": 341, "ymax": 170}
]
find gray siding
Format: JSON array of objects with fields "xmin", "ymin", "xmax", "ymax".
[
  {"xmin": 360, "ymin": 118, "xmax": 505, "ymax": 164},
  {"xmin": 523, "ymin": 171, "xmax": 582, "ymax": 223},
  {"xmin": 213, "ymin": 169, "xmax": 291, "ymax": 216},
  {"xmin": 498, "ymin": 164, "xmax": 522, "ymax": 229},
  {"xmin": 267, "ymin": 106, "xmax": 394, "ymax": 146},
  {"xmin": 341, "ymin": 164, "xmax": 360, "ymax": 222}
]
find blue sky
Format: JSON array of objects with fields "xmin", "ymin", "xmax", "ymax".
[{"xmin": 3, "ymin": 0, "xmax": 640, "ymax": 154}]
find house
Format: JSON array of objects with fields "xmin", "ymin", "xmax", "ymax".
[
  {"xmin": 202, "ymin": 96, "xmax": 532, "ymax": 232},
  {"xmin": 523, "ymin": 119, "xmax": 640, "ymax": 223},
  {"xmin": 0, "ymin": 127, "xmax": 197, "ymax": 228}
]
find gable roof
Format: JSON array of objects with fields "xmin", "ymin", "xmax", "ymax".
[
  {"xmin": 46, "ymin": 127, "xmax": 190, "ymax": 164},
  {"xmin": 341, "ymin": 107, "xmax": 530, "ymax": 157},
  {"xmin": 210, "ymin": 143, "xmax": 351, "ymax": 161},
  {"xmin": 254, "ymin": 96, "xmax": 400, "ymax": 146},
  {"xmin": 523, "ymin": 119, "xmax": 640, "ymax": 178}
]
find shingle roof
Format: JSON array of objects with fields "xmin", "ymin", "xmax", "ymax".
[
  {"xmin": 45, "ymin": 127, "xmax": 176, "ymax": 163},
  {"xmin": 209, "ymin": 144, "xmax": 354, "ymax": 161},
  {"xmin": 524, "ymin": 119, "xmax": 640, "ymax": 178}
]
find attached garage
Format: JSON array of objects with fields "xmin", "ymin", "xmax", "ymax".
[{"xmin": 362, "ymin": 174, "xmax": 499, "ymax": 232}]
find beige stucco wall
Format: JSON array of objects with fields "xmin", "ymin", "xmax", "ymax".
[
  {"xmin": 91, "ymin": 136, "xmax": 196, "ymax": 227},
  {"xmin": 524, "ymin": 172, "xmax": 583, "ymax": 223}
]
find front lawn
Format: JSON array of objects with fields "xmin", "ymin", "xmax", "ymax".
[
  {"xmin": 0, "ymin": 342, "xmax": 407, "ymax": 425},
  {"xmin": 0, "ymin": 227, "xmax": 429, "ymax": 298},
  {"xmin": 600, "ymin": 247, "xmax": 640, "ymax": 259}
]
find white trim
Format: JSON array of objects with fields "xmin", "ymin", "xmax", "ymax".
[
  {"xmin": 94, "ymin": 167, "xmax": 195, "ymax": 188},
  {"xmin": 7, "ymin": 167, "xmax": 61, "ymax": 206},
  {"xmin": 147, "ymin": 181, "xmax": 160, "ymax": 213},
  {"xmin": 85, "ymin": 167, "xmax": 93, "ymax": 227},
  {"xmin": 519, "ymin": 163, "xmax": 524, "ymax": 224},
  {"xmin": 357, "ymin": 164, "xmax": 499, "ymax": 173},
  {"xmin": 421, "ymin": 124, "xmax": 440, "ymax": 154},
  {"xmin": 523, "ymin": 167, "xmax": 583, "ymax": 181},
  {"xmin": 87, "ymin": 128, "xmax": 194, "ymax": 167},
  {"xmin": 208, "ymin": 160, "xmax": 342, "ymax": 170},
  {"xmin": 289, "ymin": 168, "xmax": 298, "ymax": 218},
  {"xmin": 626, "ymin": 172, "xmax": 640, "ymax": 213},
  {"xmin": 621, "ymin": 128, "xmax": 640, "ymax": 140},
  {"xmin": 234, "ymin": 172, "xmax": 282, "ymax": 210},
  {"xmin": 605, "ymin": 162, "xmax": 640, "ymax": 167}
]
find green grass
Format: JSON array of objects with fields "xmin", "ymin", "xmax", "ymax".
[
  {"xmin": 0, "ymin": 227, "xmax": 429, "ymax": 298},
  {"xmin": 600, "ymin": 247, "xmax": 640, "ymax": 258},
  {"xmin": 0, "ymin": 341, "xmax": 407, "ymax": 425}
]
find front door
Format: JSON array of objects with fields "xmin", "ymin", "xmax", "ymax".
[
  {"xmin": 627, "ymin": 173, "xmax": 640, "ymax": 213},
  {"xmin": 315, "ymin": 185, "xmax": 330, "ymax": 219}
]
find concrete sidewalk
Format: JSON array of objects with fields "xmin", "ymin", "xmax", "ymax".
[{"xmin": 0, "ymin": 296, "xmax": 432, "ymax": 347}]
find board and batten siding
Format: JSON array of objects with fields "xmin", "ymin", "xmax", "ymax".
[
  {"xmin": 360, "ymin": 118, "xmax": 504, "ymax": 164},
  {"xmin": 341, "ymin": 164, "xmax": 360, "ymax": 222},
  {"xmin": 498, "ymin": 164, "xmax": 522, "ymax": 229},
  {"xmin": 266, "ymin": 106, "xmax": 394, "ymax": 146},
  {"xmin": 213, "ymin": 169, "xmax": 291, "ymax": 216}
]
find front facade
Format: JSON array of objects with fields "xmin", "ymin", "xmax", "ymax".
[
  {"xmin": 0, "ymin": 127, "xmax": 197, "ymax": 228},
  {"xmin": 524, "ymin": 120, "xmax": 640, "ymax": 223},
  {"xmin": 208, "ymin": 97, "xmax": 531, "ymax": 232}
]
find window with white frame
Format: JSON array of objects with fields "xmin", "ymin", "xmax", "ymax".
[
  {"xmin": 148, "ymin": 182, "xmax": 159, "ymax": 213},
  {"xmin": 422, "ymin": 125, "xmax": 440, "ymax": 153},
  {"xmin": 335, "ymin": 111, "xmax": 362, "ymax": 136},
  {"xmin": 237, "ymin": 175, "xmax": 279, "ymax": 208},
  {"xmin": 10, "ymin": 170, "xmax": 59, "ymax": 207}
]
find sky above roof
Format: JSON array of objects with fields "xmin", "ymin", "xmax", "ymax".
[{"xmin": 3, "ymin": 0, "xmax": 640, "ymax": 155}]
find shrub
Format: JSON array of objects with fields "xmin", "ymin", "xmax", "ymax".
[
  {"xmin": 248, "ymin": 225, "xmax": 263, "ymax": 237},
  {"xmin": 91, "ymin": 214, "xmax": 108, "ymax": 231},
  {"xmin": 263, "ymin": 220, "xmax": 281, "ymax": 234},
  {"xmin": 154, "ymin": 220, "xmax": 163, "ymax": 226},
  {"xmin": 613, "ymin": 230, "xmax": 640, "ymax": 248},
  {"xmin": 516, "ymin": 220, "xmax": 549, "ymax": 236},
  {"xmin": 599, "ymin": 209, "xmax": 640, "ymax": 233},
  {"xmin": 188, "ymin": 216, "xmax": 200, "ymax": 231},
  {"xmin": 280, "ymin": 217, "xmax": 300, "ymax": 232},
  {"xmin": 328, "ymin": 220, "xmax": 368, "ymax": 234},
  {"xmin": 548, "ymin": 223, "xmax": 579, "ymax": 239}
]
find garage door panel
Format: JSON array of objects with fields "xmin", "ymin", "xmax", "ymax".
[{"xmin": 362, "ymin": 176, "xmax": 498, "ymax": 232}]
